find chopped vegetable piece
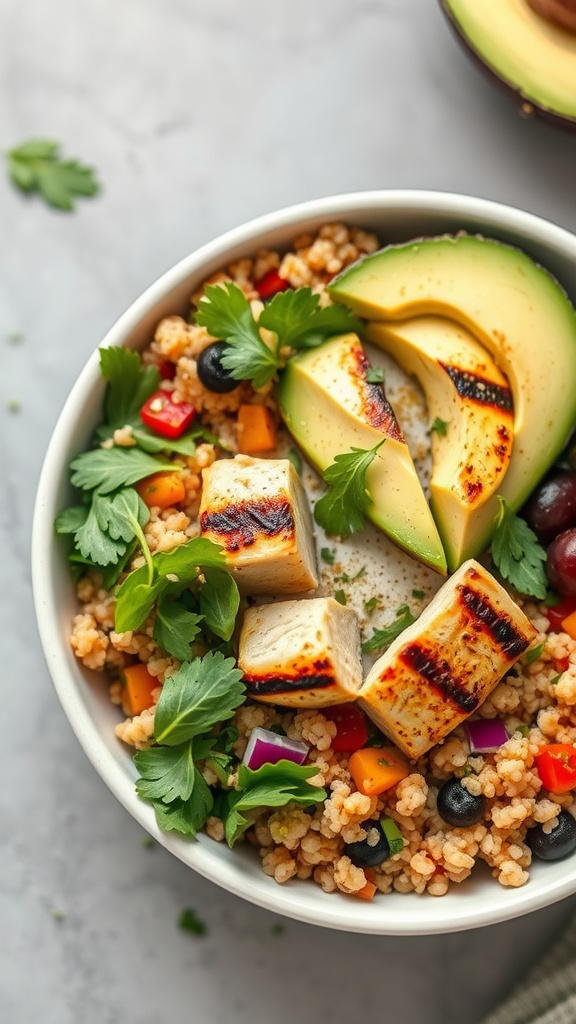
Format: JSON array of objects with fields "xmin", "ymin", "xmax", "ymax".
[
  {"xmin": 159, "ymin": 360, "xmax": 176, "ymax": 381},
  {"xmin": 348, "ymin": 746, "xmax": 410, "ymax": 797},
  {"xmin": 243, "ymin": 727, "xmax": 308, "ymax": 771},
  {"xmin": 535, "ymin": 743, "xmax": 576, "ymax": 793},
  {"xmin": 256, "ymin": 268, "xmax": 290, "ymax": 301},
  {"xmin": 140, "ymin": 390, "xmax": 196, "ymax": 439},
  {"xmin": 464, "ymin": 718, "xmax": 509, "ymax": 753},
  {"xmin": 380, "ymin": 817, "xmax": 404, "ymax": 856},
  {"xmin": 237, "ymin": 404, "xmax": 277, "ymax": 453},
  {"xmin": 136, "ymin": 471, "xmax": 186, "ymax": 510},
  {"xmin": 546, "ymin": 596, "xmax": 576, "ymax": 632},
  {"xmin": 355, "ymin": 867, "xmax": 377, "ymax": 901},
  {"xmin": 322, "ymin": 705, "xmax": 368, "ymax": 752},
  {"xmin": 561, "ymin": 609, "xmax": 576, "ymax": 641},
  {"xmin": 121, "ymin": 664, "xmax": 158, "ymax": 716}
]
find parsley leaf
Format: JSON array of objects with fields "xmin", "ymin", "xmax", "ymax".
[
  {"xmin": 523, "ymin": 640, "xmax": 547, "ymax": 666},
  {"xmin": 430, "ymin": 417, "xmax": 450, "ymax": 437},
  {"xmin": 195, "ymin": 283, "xmax": 279, "ymax": 389},
  {"xmin": 7, "ymin": 138, "xmax": 100, "ymax": 211},
  {"xmin": 362, "ymin": 603, "xmax": 417, "ymax": 654},
  {"xmin": 70, "ymin": 447, "xmax": 174, "ymax": 494},
  {"xmin": 153, "ymin": 653, "xmax": 245, "ymax": 746},
  {"xmin": 178, "ymin": 908, "xmax": 207, "ymax": 936},
  {"xmin": 313, "ymin": 440, "xmax": 384, "ymax": 538},
  {"xmin": 259, "ymin": 287, "xmax": 363, "ymax": 350},
  {"xmin": 199, "ymin": 568, "xmax": 241, "ymax": 641},
  {"xmin": 491, "ymin": 497, "xmax": 548, "ymax": 599},
  {"xmin": 135, "ymin": 740, "xmax": 199, "ymax": 803},
  {"xmin": 153, "ymin": 595, "xmax": 203, "ymax": 661},
  {"xmin": 152, "ymin": 769, "xmax": 214, "ymax": 836},
  {"xmin": 100, "ymin": 347, "xmax": 160, "ymax": 427},
  {"xmin": 224, "ymin": 761, "xmax": 326, "ymax": 847},
  {"xmin": 57, "ymin": 488, "xmax": 150, "ymax": 569}
]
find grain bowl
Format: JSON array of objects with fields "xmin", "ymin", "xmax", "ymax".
[{"xmin": 32, "ymin": 190, "xmax": 576, "ymax": 934}]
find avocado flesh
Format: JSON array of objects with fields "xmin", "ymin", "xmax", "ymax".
[
  {"xmin": 329, "ymin": 234, "xmax": 576, "ymax": 564},
  {"xmin": 366, "ymin": 317, "xmax": 514, "ymax": 572},
  {"xmin": 278, "ymin": 333, "xmax": 447, "ymax": 574},
  {"xmin": 442, "ymin": 0, "xmax": 576, "ymax": 123}
]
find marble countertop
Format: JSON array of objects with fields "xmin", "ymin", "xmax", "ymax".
[{"xmin": 3, "ymin": 1, "xmax": 576, "ymax": 1021}]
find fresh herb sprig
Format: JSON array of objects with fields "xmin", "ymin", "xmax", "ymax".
[
  {"xmin": 362, "ymin": 603, "xmax": 417, "ymax": 654},
  {"xmin": 223, "ymin": 761, "xmax": 326, "ymax": 847},
  {"xmin": 313, "ymin": 440, "xmax": 384, "ymax": 538},
  {"xmin": 491, "ymin": 497, "xmax": 548, "ymax": 600},
  {"xmin": 55, "ymin": 486, "xmax": 151, "ymax": 573},
  {"xmin": 194, "ymin": 282, "xmax": 362, "ymax": 388},
  {"xmin": 6, "ymin": 138, "xmax": 100, "ymax": 211}
]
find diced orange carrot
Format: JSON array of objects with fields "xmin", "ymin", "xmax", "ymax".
[
  {"xmin": 121, "ymin": 664, "xmax": 158, "ymax": 716},
  {"xmin": 561, "ymin": 610, "xmax": 576, "ymax": 641},
  {"xmin": 237, "ymin": 404, "xmax": 277, "ymax": 453},
  {"xmin": 355, "ymin": 867, "xmax": 377, "ymax": 901},
  {"xmin": 136, "ymin": 471, "xmax": 186, "ymax": 510},
  {"xmin": 348, "ymin": 746, "xmax": 411, "ymax": 797}
]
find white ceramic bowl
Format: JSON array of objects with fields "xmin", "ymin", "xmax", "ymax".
[{"xmin": 32, "ymin": 190, "xmax": 576, "ymax": 935}]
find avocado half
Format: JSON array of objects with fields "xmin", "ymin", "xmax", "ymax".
[
  {"xmin": 328, "ymin": 234, "xmax": 576, "ymax": 566},
  {"xmin": 440, "ymin": 0, "xmax": 576, "ymax": 131},
  {"xmin": 278, "ymin": 333, "xmax": 447, "ymax": 574}
]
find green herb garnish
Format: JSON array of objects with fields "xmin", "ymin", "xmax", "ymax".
[
  {"xmin": 178, "ymin": 909, "xmax": 207, "ymax": 936},
  {"xmin": 412, "ymin": 589, "xmax": 425, "ymax": 600},
  {"xmin": 7, "ymin": 138, "xmax": 100, "ymax": 211},
  {"xmin": 365, "ymin": 367, "xmax": 385, "ymax": 384},
  {"xmin": 224, "ymin": 761, "xmax": 326, "ymax": 847},
  {"xmin": 362, "ymin": 604, "xmax": 416, "ymax": 654},
  {"xmin": 523, "ymin": 640, "xmax": 547, "ymax": 666},
  {"xmin": 491, "ymin": 497, "xmax": 548, "ymax": 600},
  {"xmin": 334, "ymin": 589, "xmax": 347, "ymax": 605},
  {"xmin": 430, "ymin": 417, "xmax": 450, "ymax": 437},
  {"xmin": 320, "ymin": 547, "xmax": 336, "ymax": 565},
  {"xmin": 364, "ymin": 596, "xmax": 378, "ymax": 615},
  {"xmin": 314, "ymin": 440, "xmax": 384, "ymax": 538}
]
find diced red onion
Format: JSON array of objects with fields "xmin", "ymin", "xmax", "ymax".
[
  {"xmin": 465, "ymin": 718, "xmax": 509, "ymax": 753},
  {"xmin": 243, "ymin": 727, "xmax": 309, "ymax": 771}
]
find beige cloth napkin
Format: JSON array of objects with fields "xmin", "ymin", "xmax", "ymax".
[{"xmin": 481, "ymin": 913, "xmax": 576, "ymax": 1024}]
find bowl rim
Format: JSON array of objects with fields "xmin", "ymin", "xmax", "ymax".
[{"xmin": 32, "ymin": 188, "xmax": 576, "ymax": 935}]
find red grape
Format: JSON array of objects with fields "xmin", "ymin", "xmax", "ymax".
[
  {"xmin": 522, "ymin": 471, "xmax": 576, "ymax": 545},
  {"xmin": 547, "ymin": 529, "xmax": 576, "ymax": 596}
]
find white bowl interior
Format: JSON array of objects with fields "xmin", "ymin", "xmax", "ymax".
[{"xmin": 32, "ymin": 190, "xmax": 576, "ymax": 934}]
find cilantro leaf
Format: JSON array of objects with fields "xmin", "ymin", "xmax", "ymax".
[
  {"xmin": 224, "ymin": 760, "xmax": 326, "ymax": 847},
  {"xmin": 153, "ymin": 596, "xmax": 203, "ymax": 661},
  {"xmin": 100, "ymin": 347, "xmax": 160, "ymax": 428},
  {"xmin": 491, "ymin": 497, "xmax": 548, "ymax": 600},
  {"xmin": 57, "ymin": 488, "xmax": 151, "ymax": 569},
  {"xmin": 178, "ymin": 908, "xmax": 207, "ymax": 935},
  {"xmin": 135, "ymin": 741, "xmax": 198, "ymax": 803},
  {"xmin": 313, "ymin": 440, "xmax": 384, "ymax": 538},
  {"xmin": 153, "ymin": 652, "xmax": 245, "ymax": 746},
  {"xmin": 362, "ymin": 604, "xmax": 417, "ymax": 654},
  {"xmin": 151, "ymin": 768, "xmax": 214, "ymax": 836},
  {"xmin": 68, "ymin": 541, "xmax": 138, "ymax": 590},
  {"xmin": 7, "ymin": 138, "xmax": 100, "ymax": 211},
  {"xmin": 199, "ymin": 568, "xmax": 240, "ymax": 641},
  {"xmin": 74, "ymin": 492, "xmax": 129, "ymax": 565},
  {"xmin": 259, "ymin": 287, "xmax": 363, "ymax": 349},
  {"xmin": 70, "ymin": 447, "xmax": 174, "ymax": 494},
  {"xmin": 55, "ymin": 505, "xmax": 89, "ymax": 535},
  {"xmin": 114, "ymin": 536, "xmax": 227, "ymax": 632},
  {"xmin": 195, "ymin": 283, "xmax": 280, "ymax": 389}
]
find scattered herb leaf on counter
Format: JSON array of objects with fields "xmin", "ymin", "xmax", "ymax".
[
  {"xmin": 313, "ymin": 440, "xmax": 385, "ymax": 538},
  {"xmin": 194, "ymin": 282, "xmax": 362, "ymax": 388},
  {"xmin": 224, "ymin": 760, "xmax": 327, "ymax": 847},
  {"xmin": 491, "ymin": 497, "xmax": 548, "ymax": 600},
  {"xmin": 6, "ymin": 138, "xmax": 100, "ymax": 211},
  {"xmin": 430, "ymin": 416, "xmax": 450, "ymax": 437},
  {"xmin": 362, "ymin": 603, "xmax": 417, "ymax": 654},
  {"xmin": 178, "ymin": 909, "xmax": 207, "ymax": 936}
]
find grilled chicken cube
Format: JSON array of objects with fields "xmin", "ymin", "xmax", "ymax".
[
  {"xmin": 358, "ymin": 560, "xmax": 537, "ymax": 759},
  {"xmin": 199, "ymin": 455, "xmax": 318, "ymax": 596},
  {"xmin": 238, "ymin": 597, "xmax": 363, "ymax": 707}
]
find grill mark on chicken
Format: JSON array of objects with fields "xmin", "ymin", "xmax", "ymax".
[
  {"xmin": 200, "ymin": 497, "xmax": 294, "ymax": 552},
  {"xmin": 245, "ymin": 674, "xmax": 335, "ymax": 695},
  {"xmin": 440, "ymin": 364, "xmax": 514, "ymax": 413},
  {"xmin": 350, "ymin": 345, "xmax": 405, "ymax": 441},
  {"xmin": 457, "ymin": 585, "xmax": 531, "ymax": 659},
  {"xmin": 399, "ymin": 642, "xmax": 480, "ymax": 714}
]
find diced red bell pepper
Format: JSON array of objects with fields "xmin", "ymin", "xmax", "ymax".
[
  {"xmin": 322, "ymin": 705, "xmax": 369, "ymax": 752},
  {"xmin": 158, "ymin": 360, "xmax": 176, "ymax": 381},
  {"xmin": 140, "ymin": 390, "xmax": 196, "ymax": 439},
  {"xmin": 256, "ymin": 269, "xmax": 290, "ymax": 301},
  {"xmin": 535, "ymin": 743, "xmax": 576, "ymax": 793},
  {"xmin": 546, "ymin": 596, "xmax": 576, "ymax": 632}
]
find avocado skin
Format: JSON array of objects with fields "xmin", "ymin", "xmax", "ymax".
[
  {"xmin": 329, "ymin": 234, "xmax": 576, "ymax": 566},
  {"xmin": 278, "ymin": 333, "xmax": 447, "ymax": 574},
  {"xmin": 439, "ymin": 0, "xmax": 576, "ymax": 133}
]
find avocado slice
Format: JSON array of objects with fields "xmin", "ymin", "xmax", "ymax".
[
  {"xmin": 329, "ymin": 234, "xmax": 576, "ymax": 564},
  {"xmin": 440, "ymin": 0, "xmax": 576, "ymax": 130},
  {"xmin": 365, "ymin": 316, "xmax": 514, "ymax": 572},
  {"xmin": 277, "ymin": 333, "xmax": 447, "ymax": 574}
]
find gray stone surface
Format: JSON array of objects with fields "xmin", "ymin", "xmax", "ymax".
[{"xmin": 2, "ymin": 1, "xmax": 576, "ymax": 1021}]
